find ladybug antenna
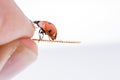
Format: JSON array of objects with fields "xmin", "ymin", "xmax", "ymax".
[{"xmin": 33, "ymin": 21, "xmax": 40, "ymax": 24}]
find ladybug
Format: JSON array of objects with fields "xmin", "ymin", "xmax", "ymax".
[{"xmin": 33, "ymin": 21, "xmax": 57, "ymax": 40}]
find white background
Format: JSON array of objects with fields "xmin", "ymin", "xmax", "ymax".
[{"xmin": 13, "ymin": 0, "xmax": 120, "ymax": 80}]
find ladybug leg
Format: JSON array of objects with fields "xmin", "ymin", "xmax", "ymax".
[
  {"xmin": 41, "ymin": 32, "xmax": 44, "ymax": 39},
  {"xmin": 38, "ymin": 29, "xmax": 45, "ymax": 41},
  {"xmin": 38, "ymin": 30, "xmax": 42, "ymax": 42}
]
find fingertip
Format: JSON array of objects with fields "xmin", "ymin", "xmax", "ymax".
[{"xmin": 19, "ymin": 38, "xmax": 38, "ymax": 55}]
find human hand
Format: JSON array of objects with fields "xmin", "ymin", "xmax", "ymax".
[{"xmin": 0, "ymin": 0, "xmax": 38, "ymax": 80}]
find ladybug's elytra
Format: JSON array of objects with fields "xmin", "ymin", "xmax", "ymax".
[{"xmin": 33, "ymin": 21, "xmax": 57, "ymax": 40}]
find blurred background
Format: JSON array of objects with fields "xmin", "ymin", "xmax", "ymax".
[{"xmin": 13, "ymin": 0, "xmax": 120, "ymax": 80}]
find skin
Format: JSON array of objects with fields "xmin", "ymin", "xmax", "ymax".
[{"xmin": 0, "ymin": 0, "xmax": 38, "ymax": 80}]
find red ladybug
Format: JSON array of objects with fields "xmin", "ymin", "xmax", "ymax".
[{"xmin": 33, "ymin": 21, "xmax": 57, "ymax": 40}]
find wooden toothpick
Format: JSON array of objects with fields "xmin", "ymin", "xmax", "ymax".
[{"xmin": 33, "ymin": 39, "xmax": 80, "ymax": 44}]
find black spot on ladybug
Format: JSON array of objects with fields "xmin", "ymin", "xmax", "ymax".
[{"xmin": 48, "ymin": 29, "xmax": 52, "ymax": 33}]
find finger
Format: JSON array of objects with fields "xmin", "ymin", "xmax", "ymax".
[
  {"xmin": 0, "ymin": 38, "xmax": 38, "ymax": 80},
  {"xmin": 0, "ymin": 40, "xmax": 19, "ymax": 71},
  {"xmin": 0, "ymin": 0, "xmax": 35, "ymax": 45}
]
